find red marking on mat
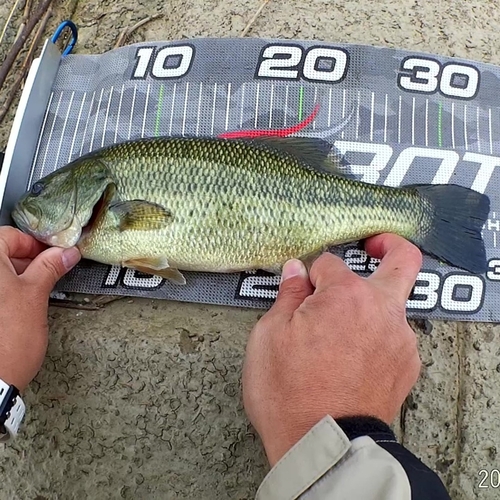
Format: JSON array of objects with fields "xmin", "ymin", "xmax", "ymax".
[{"xmin": 218, "ymin": 102, "xmax": 320, "ymax": 139}]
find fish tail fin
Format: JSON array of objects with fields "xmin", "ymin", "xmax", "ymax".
[{"xmin": 409, "ymin": 184, "xmax": 490, "ymax": 274}]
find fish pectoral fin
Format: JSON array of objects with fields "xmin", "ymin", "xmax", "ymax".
[
  {"xmin": 123, "ymin": 257, "xmax": 186, "ymax": 285},
  {"xmin": 249, "ymin": 136, "xmax": 347, "ymax": 177},
  {"xmin": 109, "ymin": 200, "xmax": 172, "ymax": 231}
]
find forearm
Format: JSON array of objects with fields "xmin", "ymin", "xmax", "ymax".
[{"xmin": 256, "ymin": 415, "xmax": 451, "ymax": 500}]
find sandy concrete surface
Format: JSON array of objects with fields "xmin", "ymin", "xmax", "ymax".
[{"xmin": 1, "ymin": 0, "xmax": 500, "ymax": 499}]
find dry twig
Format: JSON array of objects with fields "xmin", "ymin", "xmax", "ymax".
[
  {"xmin": 0, "ymin": 0, "xmax": 22, "ymax": 47},
  {"xmin": 91, "ymin": 295, "xmax": 125, "ymax": 306},
  {"xmin": 0, "ymin": 0, "xmax": 55, "ymax": 92},
  {"xmin": 49, "ymin": 294, "xmax": 125, "ymax": 310},
  {"xmin": 114, "ymin": 13, "xmax": 163, "ymax": 49},
  {"xmin": 14, "ymin": 0, "xmax": 33, "ymax": 44},
  {"xmin": 241, "ymin": 0, "xmax": 271, "ymax": 37},
  {"xmin": 48, "ymin": 301, "xmax": 102, "ymax": 311},
  {"xmin": 0, "ymin": 5, "xmax": 52, "ymax": 124}
]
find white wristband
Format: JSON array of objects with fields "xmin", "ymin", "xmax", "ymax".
[{"xmin": 0, "ymin": 379, "xmax": 25, "ymax": 442}]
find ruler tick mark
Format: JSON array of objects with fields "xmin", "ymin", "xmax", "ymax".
[
  {"xmin": 211, "ymin": 82, "xmax": 217, "ymax": 135},
  {"xmin": 384, "ymin": 94, "xmax": 388, "ymax": 143},
  {"xmin": 254, "ymin": 82, "xmax": 260, "ymax": 129},
  {"xmin": 451, "ymin": 102, "xmax": 455, "ymax": 149},
  {"xmin": 269, "ymin": 83, "xmax": 274, "ymax": 129},
  {"xmin": 103, "ymin": 86, "xmax": 114, "ymax": 146},
  {"xmin": 196, "ymin": 82, "xmax": 203, "ymax": 136},
  {"xmin": 477, "ymin": 106, "xmax": 481, "ymax": 153},
  {"xmin": 43, "ymin": 91, "xmax": 64, "ymax": 172},
  {"xmin": 30, "ymin": 91, "xmax": 54, "ymax": 184},
  {"xmin": 81, "ymin": 90, "xmax": 96, "ymax": 155},
  {"xmin": 169, "ymin": 83, "xmax": 177, "ymax": 136},
  {"xmin": 313, "ymin": 87, "xmax": 318, "ymax": 130},
  {"xmin": 69, "ymin": 92, "xmax": 86, "ymax": 163},
  {"xmin": 55, "ymin": 91, "xmax": 75, "ymax": 168},
  {"xmin": 182, "ymin": 82, "xmax": 190, "ymax": 136},
  {"xmin": 114, "ymin": 84, "xmax": 124, "ymax": 144},
  {"xmin": 464, "ymin": 105, "xmax": 468, "ymax": 151},
  {"xmin": 411, "ymin": 97, "xmax": 415, "ymax": 146},
  {"xmin": 141, "ymin": 84, "xmax": 150, "ymax": 139},
  {"xmin": 356, "ymin": 90, "xmax": 360, "ymax": 140},
  {"xmin": 489, "ymin": 108, "xmax": 493, "ymax": 155},
  {"xmin": 90, "ymin": 88, "xmax": 104, "ymax": 152},
  {"xmin": 240, "ymin": 82, "xmax": 245, "ymax": 129},
  {"xmin": 398, "ymin": 95, "xmax": 402, "ymax": 144},
  {"xmin": 284, "ymin": 85, "xmax": 289, "ymax": 127},
  {"xmin": 328, "ymin": 88, "xmax": 332, "ymax": 128},
  {"xmin": 342, "ymin": 89, "xmax": 346, "ymax": 139},
  {"xmin": 370, "ymin": 92, "xmax": 374, "ymax": 142},
  {"xmin": 127, "ymin": 86, "xmax": 136, "ymax": 141},
  {"xmin": 425, "ymin": 99, "xmax": 428, "ymax": 147},
  {"xmin": 225, "ymin": 82, "xmax": 231, "ymax": 131}
]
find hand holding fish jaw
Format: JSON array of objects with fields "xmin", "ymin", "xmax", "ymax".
[
  {"xmin": 242, "ymin": 233, "xmax": 423, "ymax": 468},
  {"xmin": 0, "ymin": 227, "xmax": 81, "ymax": 392}
]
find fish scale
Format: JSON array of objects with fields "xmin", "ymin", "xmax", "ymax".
[{"xmin": 11, "ymin": 136, "xmax": 490, "ymax": 279}]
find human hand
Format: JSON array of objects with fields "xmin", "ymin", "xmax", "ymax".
[
  {"xmin": 0, "ymin": 226, "xmax": 80, "ymax": 392},
  {"xmin": 242, "ymin": 234, "xmax": 423, "ymax": 467}
]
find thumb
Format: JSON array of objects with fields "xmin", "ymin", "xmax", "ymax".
[
  {"xmin": 23, "ymin": 246, "xmax": 81, "ymax": 294},
  {"xmin": 269, "ymin": 259, "xmax": 313, "ymax": 320}
]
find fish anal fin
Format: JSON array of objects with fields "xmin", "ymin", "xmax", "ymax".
[
  {"xmin": 109, "ymin": 200, "xmax": 172, "ymax": 231},
  {"xmin": 125, "ymin": 256, "xmax": 169, "ymax": 270},
  {"xmin": 124, "ymin": 257, "xmax": 186, "ymax": 285}
]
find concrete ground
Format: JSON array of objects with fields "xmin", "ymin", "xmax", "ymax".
[{"xmin": 1, "ymin": 0, "xmax": 500, "ymax": 499}]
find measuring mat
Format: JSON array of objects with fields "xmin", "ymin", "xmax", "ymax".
[{"xmin": 0, "ymin": 35, "xmax": 499, "ymax": 321}]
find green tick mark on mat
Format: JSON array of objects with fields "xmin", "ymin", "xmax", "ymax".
[{"xmin": 298, "ymin": 86, "xmax": 304, "ymax": 122}]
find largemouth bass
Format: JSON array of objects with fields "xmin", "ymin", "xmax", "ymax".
[{"xmin": 11, "ymin": 136, "xmax": 490, "ymax": 283}]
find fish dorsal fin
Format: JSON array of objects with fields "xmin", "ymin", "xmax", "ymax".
[
  {"xmin": 109, "ymin": 200, "xmax": 172, "ymax": 231},
  {"xmin": 247, "ymin": 136, "xmax": 348, "ymax": 176}
]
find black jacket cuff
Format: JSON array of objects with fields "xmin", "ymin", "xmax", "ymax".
[{"xmin": 335, "ymin": 415, "xmax": 398, "ymax": 443}]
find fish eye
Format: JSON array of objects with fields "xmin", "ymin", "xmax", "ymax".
[{"xmin": 31, "ymin": 182, "xmax": 44, "ymax": 197}]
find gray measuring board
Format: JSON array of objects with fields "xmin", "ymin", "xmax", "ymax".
[{"xmin": 1, "ymin": 37, "xmax": 499, "ymax": 322}]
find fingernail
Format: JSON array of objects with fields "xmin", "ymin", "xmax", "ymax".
[
  {"xmin": 280, "ymin": 259, "xmax": 308, "ymax": 283},
  {"xmin": 62, "ymin": 247, "xmax": 81, "ymax": 270}
]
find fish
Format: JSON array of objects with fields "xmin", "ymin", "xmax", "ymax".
[{"xmin": 10, "ymin": 135, "xmax": 490, "ymax": 284}]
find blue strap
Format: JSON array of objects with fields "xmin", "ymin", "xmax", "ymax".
[{"xmin": 51, "ymin": 20, "xmax": 78, "ymax": 56}]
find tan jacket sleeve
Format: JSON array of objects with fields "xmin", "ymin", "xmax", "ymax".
[{"xmin": 256, "ymin": 415, "xmax": 450, "ymax": 500}]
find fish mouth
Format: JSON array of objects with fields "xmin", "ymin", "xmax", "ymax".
[
  {"xmin": 11, "ymin": 205, "xmax": 82, "ymax": 248},
  {"xmin": 11, "ymin": 206, "xmax": 40, "ymax": 235}
]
